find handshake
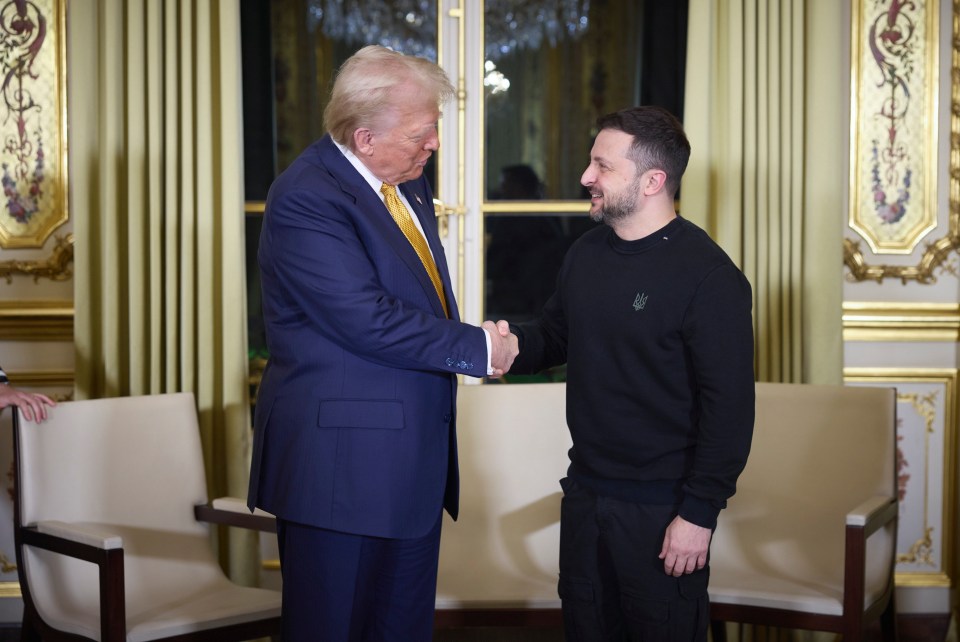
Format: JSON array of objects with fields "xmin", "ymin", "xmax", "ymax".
[{"xmin": 482, "ymin": 320, "xmax": 518, "ymax": 378}]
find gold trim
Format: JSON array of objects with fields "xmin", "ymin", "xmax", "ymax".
[
  {"xmin": 0, "ymin": 233, "xmax": 74, "ymax": 283},
  {"xmin": 842, "ymin": 301, "xmax": 960, "ymax": 341},
  {"xmin": 244, "ymin": 201, "xmax": 265, "ymax": 214},
  {"xmin": 262, "ymin": 558, "xmax": 279, "ymax": 571},
  {"xmin": 0, "ymin": 582, "xmax": 20, "ymax": 599},
  {"xmin": 844, "ymin": 368, "xmax": 958, "ymax": 587},
  {"xmin": 843, "ymin": 236, "xmax": 960, "ymax": 284},
  {"xmin": 0, "ymin": 299, "xmax": 73, "ymax": 341},
  {"xmin": 483, "ymin": 201, "xmax": 590, "ymax": 214},
  {"xmin": 3, "ymin": 369, "xmax": 74, "ymax": 389}
]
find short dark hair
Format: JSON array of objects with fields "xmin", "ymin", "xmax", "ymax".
[{"xmin": 596, "ymin": 106, "xmax": 690, "ymax": 197}]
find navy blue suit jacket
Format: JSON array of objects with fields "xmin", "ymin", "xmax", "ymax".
[{"xmin": 247, "ymin": 135, "xmax": 487, "ymax": 539}]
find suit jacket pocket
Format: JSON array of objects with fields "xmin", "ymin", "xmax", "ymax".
[{"xmin": 317, "ymin": 399, "xmax": 404, "ymax": 430}]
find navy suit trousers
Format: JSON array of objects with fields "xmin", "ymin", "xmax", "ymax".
[{"xmin": 277, "ymin": 514, "xmax": 443, "ymax": 641}]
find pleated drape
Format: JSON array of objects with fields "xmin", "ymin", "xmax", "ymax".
[
  {"xmin": 71, "ymin": 0, "xmax": 256, "ymax": 583},
  {"xmin": 684, "ymin": 0, "xmax": 844, "ymax": 386}
]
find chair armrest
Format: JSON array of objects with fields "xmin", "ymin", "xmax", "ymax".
[
  {"xmin": 195, "ymin": 497, "xmax": 277, "ymax": 533},
  {"xmin": 35, "ymin": 520, "xmax": 123, "ymax": 550},
  {"xmin": 846, "ymin": 495, "xmax": 897, "ymax": 536},
  {"xmin": 18, "ymin": 523, "xmax": 127, "ymax": 641},
  {"xmin": 842, "ymin": 495, "xmax": 898, "ymax": 619}
]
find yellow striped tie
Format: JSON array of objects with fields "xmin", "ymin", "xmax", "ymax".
[{"xmin": 380, "ymin": 183, "xmax": 449, "ymax": 317}]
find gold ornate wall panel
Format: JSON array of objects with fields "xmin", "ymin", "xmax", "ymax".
[
  {"xmin": 849, "ymin": 0, "xmax": 939, "ymax": 254},
  {"xmin": 845, "ymin": 0, "xmax": 959, "ymax": 282},
  {"xmin": 0, "ymin": 0, "xmax": 68, "ymax": 249},
  {"xmin": 845, "ymin": 368, "xmax": 957, "ymax": 587}
]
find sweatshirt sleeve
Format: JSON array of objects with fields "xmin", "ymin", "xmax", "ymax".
[
  {"xmin": 509, "ymin": 261, "xmax": 570, "ymax": 375},
  {"xmin": 678, "ymin": 263, "xmax": 755, "ymax": 529}
]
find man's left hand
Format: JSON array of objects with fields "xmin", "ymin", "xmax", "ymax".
[{"xmin": 658, "ymin": 515, "xmax": 711, "ymax": 577}]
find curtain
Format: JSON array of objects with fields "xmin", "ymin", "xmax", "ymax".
[
  {"xmin": 70, "ymin": 0, "xmax": 256, "ymax": 584},
  {"xmin": 683, "ymin": 0, "xmax": 844, "ymax": 386}
]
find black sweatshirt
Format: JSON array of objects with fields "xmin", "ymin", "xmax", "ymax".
[{"xmin": 511, "ymin": 216, "xmax": 755, "ymax": 529}]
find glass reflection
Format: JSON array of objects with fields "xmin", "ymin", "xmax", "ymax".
[
  {"xmin": 484, "ymin": 213, "xmax": 598, "ymax": 322},
  {"xmin": 483, "ymin": 0, "xmax": 687, "ymax": 200}
]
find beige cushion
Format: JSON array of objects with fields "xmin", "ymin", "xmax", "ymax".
[{"xmin": 18, "ymin": 393, "xmax": 281, "ymax": 642}]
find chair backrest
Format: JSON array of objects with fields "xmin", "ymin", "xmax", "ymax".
[
  {"xmin": 437, "ymin": 382, "xmax": 570, "ymax": 607},
  {"xmin": 710, "ymin": 382, "xmax": 897, "ymax": 607},
  {"xmin": 17, "ymin": 393, "xmax": 209, "ymax": 532},
  {"xmin": 15, "ymin": 393, "xmax": 230, "ymax": 638}
]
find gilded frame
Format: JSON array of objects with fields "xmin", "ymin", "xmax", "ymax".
[
  {"xmin": 844, "ymin": 0, "xmax": 958, "ymax": 282},
  {"xmin": 848, "ymin": 0, "xmax": 939, "ymax": 255},
  {"xmin": 0, "ymin": 0, "xmax": 68, "ymax": 249},
  {"xmin": 844, "ymin": 368, "xmax": 958, "ymax": 587}
]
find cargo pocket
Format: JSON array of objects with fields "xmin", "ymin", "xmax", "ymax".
[
  {"xmin": 621, "ymin": 589, "xmax": 669, "ymax": 641},
  {"xmin": 558, "ymin": 575, "xmax": 601, "ymax": 642}
]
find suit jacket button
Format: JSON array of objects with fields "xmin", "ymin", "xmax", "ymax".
[
  {"xmin": 443, "ymin": 413, "xmax": 452, "ymax": 422},
  {"xmin": 445, "ymin": 358, "xmax": 455, "ymax": 366}
]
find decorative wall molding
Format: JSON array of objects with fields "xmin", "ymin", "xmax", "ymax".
[
  {"xmin": 845, "ymin": 368, "xmax": 958, "ymax": 587},
  {"xmin": 2, "ymin": 369, "xmax": 73, "ymax": 390},
  {"xmin": 843, "ymin": 302, "xmax": 960, "ymax": 341},
  {"xmin": 0, "ymin": 233, "xmax": 74, "ymax": 283},
  {"xmin": 0, "ymin": 300, "xmax": 72, "ymax": 341},
  {"xmin": 844, "ymin": 0, "xmax": 960, "ymax": 282}
]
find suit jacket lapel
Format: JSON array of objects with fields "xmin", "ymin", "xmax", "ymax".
[
  {"xmin": 400, "ymin": 183, "xmax": 458, "ymax": 321},
  {"xmin": 314, "ymin": 136, "xmax": 451, "ymax": 319}
]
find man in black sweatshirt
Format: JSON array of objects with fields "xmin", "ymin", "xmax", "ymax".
[{"xmin": 501, "ymin": 106, "xmax": 755, "ymax": 641}]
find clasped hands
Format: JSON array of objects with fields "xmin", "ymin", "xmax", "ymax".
[{"xmin": 482, "ymin": 319, "xmax": 517, "ymax": 378}]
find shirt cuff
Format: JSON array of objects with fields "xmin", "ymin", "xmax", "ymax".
[{"xmin": 482, "ymin": 328, "xmax": 494, "ymax": 375}]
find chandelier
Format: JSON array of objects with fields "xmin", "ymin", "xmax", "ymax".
[{"xmin": 305, "ymin": 0, "xmax": 591, "ymax": 61}]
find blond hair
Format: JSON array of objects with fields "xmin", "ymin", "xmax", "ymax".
[{"xmin": 324, "ymin": 45, "xmax": 455, "ymax": 148}]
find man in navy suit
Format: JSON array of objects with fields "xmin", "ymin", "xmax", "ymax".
[{"xmin": 247, "ymin": 45, "xmax": 518, "ymax": 640}]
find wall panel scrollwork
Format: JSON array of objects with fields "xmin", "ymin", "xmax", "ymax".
[
  {"xmin": 0, "ymin": 0, "xmax": 68, "ymax": 249},
  {"xmin": 0, "ymin": 231, "xmax": 71, "ymax": 282},
  {"xmin": 845, "ymin": 368, "xmax": 957, "ymax": 587},
  {"xmin": 844, "ymin": 0, "xmax": 959, "ymax": 282}
]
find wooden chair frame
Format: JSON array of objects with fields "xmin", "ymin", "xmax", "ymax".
[{"xmin": 12, "ymin": 407, "xmax": 281, "ymax": 642}]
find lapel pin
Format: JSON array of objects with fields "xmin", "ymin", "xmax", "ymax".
[{"xmin": 415, "ymin": 194, "xmax": 422, "ymax": 205}]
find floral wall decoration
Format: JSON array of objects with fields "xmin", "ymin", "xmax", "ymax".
[
  {"xmin": 848, "ymin": 0, "xmax": 938, "ymax": 256},
  {"xmin": 0, "ymin": 0, "xmax": 66, "ymax": 250}
]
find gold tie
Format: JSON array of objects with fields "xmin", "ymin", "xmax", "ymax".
[{"xmin": 380, "ymin": 183, "xmax": 449, "ymax": 316}]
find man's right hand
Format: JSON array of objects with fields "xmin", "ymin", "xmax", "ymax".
[{"xmin": 483, "ymin": 320, "xmax": 518, "ymax": 377}]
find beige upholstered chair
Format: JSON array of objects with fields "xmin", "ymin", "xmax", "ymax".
[
  {"xmin": 709, "ymin": 382, "xmax": 898, "ymax": 641},
  {"xmin": 13, "ymin": 393, "xmax": 281, "ymax": 642}
]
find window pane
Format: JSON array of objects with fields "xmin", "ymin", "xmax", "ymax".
[
  {"xmin": 483, "ymin": 0, "xmax": 687, "ymax": 200},
  {"xmin": 484, "ymin": 213, "xmax": 598, "ymax": 322}
]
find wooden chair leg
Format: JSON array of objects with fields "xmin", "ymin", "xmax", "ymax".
[
  {"xmin": 880, "ymin": 593, "xmax": 899, "ymax": 642},
  {"xmin": 710, "ymin": 619, "xmax": 728, "ymax": 642},
  {"xmin": 19, "ymin": 609, "xmax": 42, "ymax": 642}
]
